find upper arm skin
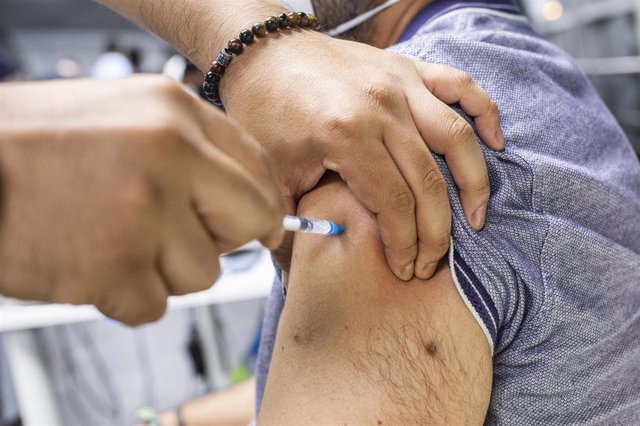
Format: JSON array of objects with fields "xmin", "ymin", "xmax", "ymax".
[{"xmin": 259, "ymin": 174, "xmax": 492, "ymax": 425}]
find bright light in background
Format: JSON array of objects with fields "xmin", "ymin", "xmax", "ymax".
[{"xmin": 542, "ymin": 0, "xmax": 564, "ymax": 22}]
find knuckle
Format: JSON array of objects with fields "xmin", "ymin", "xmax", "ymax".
[
  {"xmin": 475, "ymin": 177, "xmax": 491, "ymax": 198},
  {"xmin": 106, "ymin": 293, "xmax": 167, "ymax": 326},
  {"xmin": 192, "ymin": 260, "xmax": 221, "ymax": 293},
  {"xmin": 120, "ymin": 253, "xmax": 150, "ymax": 278},
  {"xmin": 116, "ymin": 174, "xmax": 161, "ymax": 216},
  {"xmin": 136, "ymin": 123, "xmax": 199, "ymax": 164},
  {"xmin": 438, "ymin": 64, "xmax": 456, "ymax": 74},
  {"xmin": 449, "ymin": 118, "xmax": 476, "ymax": 143},
  {"xmin": 140, "ymin": 298, "xmax": 168, "ymax": 324},
  {"xmin": 363, "ymin": 84, "xmax": 395, "ymax": 107},
  {"xmin": 388, "ymin": 190, "xmax": 416, "ymax": 215},
  {"xmin": 105, "ymin": 246, "xmax": 151, "ymax": 284},
  {"xmin": 136, "ymin": 79, "xmax": 196, "ymax": 142},
  {"xmin": 193, "ymin": 275, "xmax": 219, "ymax": 295},
  {"xmin": 150, "ymin": 113, "xmax": 186, "ymax": 144},
  {"xmin": 203, "ymin": 260, "xmax": 222, "ymax": 287},
  {"xmin": 132, "ymin": 116, "xmax": 185, "ymax": 153},
  {"xmin": 430, "ymin": 232, "xmax": 451, "ymax": 256},
  {"xmin": 420, "ymin": 167, "xmax": 448, "ymax": 196},
  {"xmin": 386, "ymin": 240, "xmax": 419, "ymax": 270},
  {"xmin": 458, "ymin": 71, "xmax": 475, "ymax": 87},
  {"xmin": 147, "ymin": 75, "xmax": 187, "ymax": 100},
  {"xmin": 325, "ymin": 114, "xmax": 360, "ymax": 140}
]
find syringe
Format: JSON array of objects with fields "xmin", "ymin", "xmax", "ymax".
[{"xmin": 282, "ymin": 215, "xmax": 344, "ymax": 236}]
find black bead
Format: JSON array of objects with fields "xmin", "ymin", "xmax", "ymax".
[
  {"xmin": 202, "ymin": 82, "xmax": 218, "ymax": 95},
  {"xmin": 277, "ymin": 13, "xmax": 290, "ymax": 28},
  {"xmin": 240, "ymin": 29, "xmax": 255, "ymax": 44},
  {"xmin": 265, "ymin": 16, "xmax": 279, "ymax": 32},
  {"xmin": 207, "ymin": 93, "xmax": 223, "ymax": 106},
  {"xmin": 204, "ymin": 71, "xmax": 220, "ymax": 84}
]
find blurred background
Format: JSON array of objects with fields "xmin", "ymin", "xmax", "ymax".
[
  {"xmin": 522, "ymin": 0, "xmax": 640, "ymax": 153},
  {"xmin": 0, "ymin": 1, "xmax": 639, "ymax": 425}
]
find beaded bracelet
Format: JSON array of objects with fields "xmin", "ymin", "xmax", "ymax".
[{"xmin": 202, "ymin": 11, "xmax": 320, "ymax": 107}]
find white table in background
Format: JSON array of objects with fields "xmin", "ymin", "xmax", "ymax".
[{"xmin": 0, "ymin": 248, "xmax": 276, "ymax": 426}]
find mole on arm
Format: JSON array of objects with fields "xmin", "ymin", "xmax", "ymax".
[{"xmin": 424, "ymin": 342, "xmax": 437, "ymax": 357}]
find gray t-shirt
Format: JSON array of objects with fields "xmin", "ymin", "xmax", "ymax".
[{"xmin": 256, "ymin": 5, "xmax": 640, "ymax": 424}]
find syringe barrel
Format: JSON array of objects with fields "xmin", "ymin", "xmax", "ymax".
[{"xmin": 282, "ymin": 215, "xmax": 336, "ymax": 235}]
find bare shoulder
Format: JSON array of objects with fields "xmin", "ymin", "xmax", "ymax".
[{"xmin": 260, "ymin": 174, "xmax": 492, "ymax": 425}]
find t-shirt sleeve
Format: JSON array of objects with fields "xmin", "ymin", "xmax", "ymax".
[{"xmin": 438, "ymin": 149, "xmax": 546, "ymax": 356}]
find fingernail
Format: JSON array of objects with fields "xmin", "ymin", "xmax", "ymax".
[
  {"xmin": 471, "ymin": 204, "xmax": 487, "ymax": 231},
  {"xmin": 400, "ymin": 262, "xmax": 414, "ymax": 281}
]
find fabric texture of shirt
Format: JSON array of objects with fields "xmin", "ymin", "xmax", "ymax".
[{"xmin": 255, "ymin": 3, "xmax": 640, "ymax": 424}]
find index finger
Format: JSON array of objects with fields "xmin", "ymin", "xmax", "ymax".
[
  {"xmin": 195, "ymin": 100, "xmax": 285, "ymax": 248},
  {"xmin": 404, "ymin": 82, "xmax": 491, "ymax": 231},
  {"xmin": 416, "ymin": 62, "xmax": 505, "ymax": 151},
  {"xmin": 191, "ymin": 142, "xmax": 283, "ymax": 251}
]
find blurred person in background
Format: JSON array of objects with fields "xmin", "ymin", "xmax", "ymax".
[
  {"xmin": 91, "ymin": 41, "xmax": 134, "ymax": 78},
  {"xmin": 0, "ymin": 47, "xmax": 20, "ymax": 82},
  {"xmin": 128, "ymin": 47, "xmax": 143, "ymax": 74},
  {"xmin": 162, "ymin": 55, "xmax": 205, "ymax": 96},
  {"xmin": 149, "ymin": 378, "xmax": 255, "ymax": 426}
]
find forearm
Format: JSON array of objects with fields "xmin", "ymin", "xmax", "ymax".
[
  {"xmin": 160, "ymin": 378, "xmax": 256, "ymax": 426},
  {"xmin": 95, "ymin": 0, "xmax": 284, "ymax": 70}
]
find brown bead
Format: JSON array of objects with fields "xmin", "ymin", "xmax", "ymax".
[
  {"xmin": 299, "ymin": 12, "xmax": 310, "ymax": 27},
  {"xmin": 227, "ymin": 38, "xmax": 243, "ymax": 54},
  {"xmin": 210, "ymin": 62, "xmax": 226, "ymax": 77},
  {"xmin": 265, "ymin": 16, "xmax": 279, "ymax": 32},
  {"xmin": 288, "ymin": 12, "xmax": 300, "ymax": 27},
  {"xmin": 307, "ymin": 14, "xmax": 319, "ymax": 29},
  {"xmin": 252, "ymin": 22, "xmax": 267, "ymax": 38}
]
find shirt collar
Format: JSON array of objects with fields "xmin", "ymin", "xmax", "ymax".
[{"xmin": 398, "ymin": 0, "xmax": 522, "ymax": 43}]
